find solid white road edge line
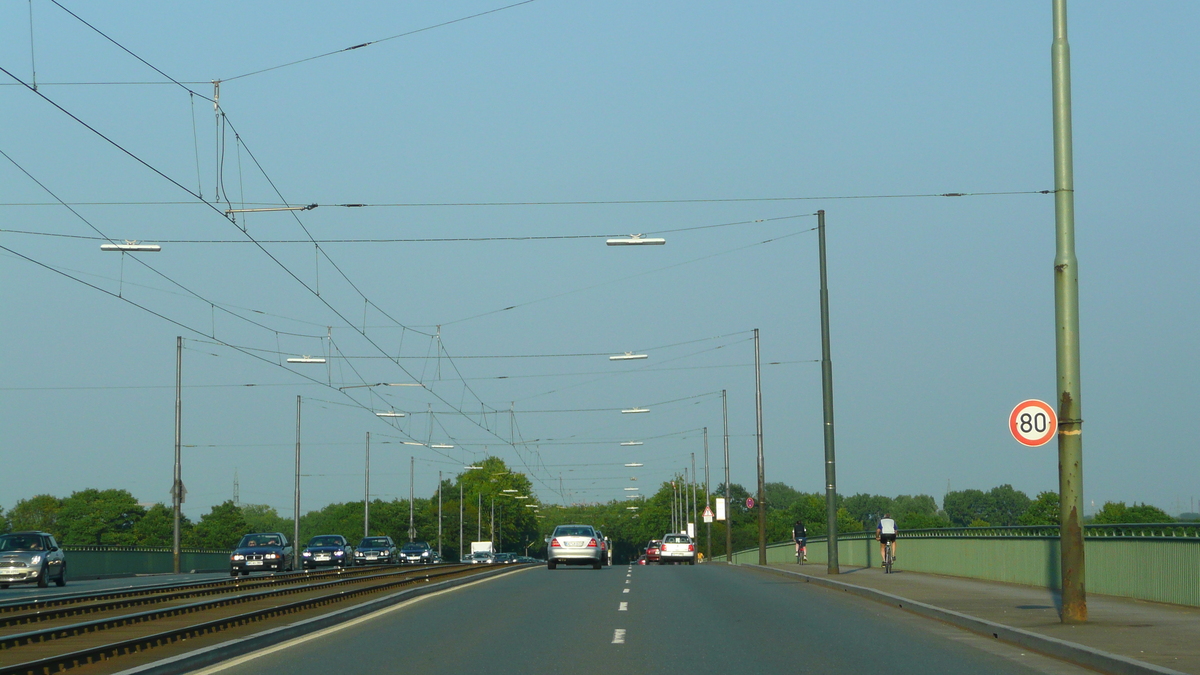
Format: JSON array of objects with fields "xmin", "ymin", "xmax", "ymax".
[
  {"xmin": 189, "ymin": 566, "xmax": 537, "ymax": 675},
  {"xmin": 612, "ymin": 629, "xmax": 626, "ymax": 644}
]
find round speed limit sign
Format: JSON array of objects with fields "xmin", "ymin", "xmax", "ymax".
[{"xmin": 1009, "ymin": 399, "xmax": 1057, "ymax": 447}]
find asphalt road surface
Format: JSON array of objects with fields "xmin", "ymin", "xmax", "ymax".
[{"xmin": 196, "ymin": 563, "xmax": 1095, "ymax": 675}]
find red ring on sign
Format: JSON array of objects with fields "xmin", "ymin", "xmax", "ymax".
[{"xmin": 1009, "ymin": 399, "xmax": 1058, "ymax": 447}]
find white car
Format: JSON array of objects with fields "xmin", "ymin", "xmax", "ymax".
[
  {"xmin": 546, "ymin": 524, "xmax": 603, "ymax": 570},
  {"xmin": 658, "ymin": 533, "xmax": 696, "ymax": 565}
]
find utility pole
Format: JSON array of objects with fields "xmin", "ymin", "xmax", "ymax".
[
  {"xmin": 459, "ymin": 479, "xmax": 464, "ymax": 562},
  {"xmin": 294, "ymin": 396, "xmax": 301, "ymax": 555},
  {"xmin": 704, "ymin": 426, "xmax": 711, "ymax": 561},
  {"xmin": 818, "ymin": 209, "xmax": 840, "ymax": 575},
  {"xmin": 490, "ymin": 497, "xmax": 495, "ymax": 545},
  {"xmin": 363, "ymin": 433, "xmax": 370, "ymax": 538},
  {"xmin": 438, "ymin": 471, "xmax": 443, "ymax": 557},
  {"xmin": 477, "ymin": 493, "xmax": 482, "ymax": 542},
  {"xmin": 172, "ymin": 336, "xmax": 182, "ymax": 574},
  {"xmin": 408, "ymin": 456, "xmax": 414, "ymax": 542},
  {"xmin": 754, "ymin": 328, "xmax": 766, "ymax": 565},
  {"xmin": 692, "ymin": 453, "xmax": 698, "ymax": 539},
  {"xmin": 1052, "ymin": 0, "xmax": 1087, "ymax": 623},
  {"xmin": 723, "ymin": 390, "xmax": 731, "ymax": 563},
  {"xmin": 498, "ymin": 502, "xmax": 502, "ymax": 553}
]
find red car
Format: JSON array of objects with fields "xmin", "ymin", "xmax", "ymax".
[{"xmin": 645, "ymin": 539, "xmax": 662, "ymax": 564}]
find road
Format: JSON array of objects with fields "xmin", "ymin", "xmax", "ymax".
[
  {"xmin": 189, "ymin": 562, "xmax": 1095, "ymax": 675},
  {"xmin": 0, "ymin": 572, "xmax": 231, "ymax": 604}
]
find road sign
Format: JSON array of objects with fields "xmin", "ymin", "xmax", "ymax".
[
  {"xmin": 1009, "ymin": 399, "xmax": 1058, "ymax": 447},
  {"xmin": 745, "ymin": 497, "xmax": 755, "ymax": 509},
  {"xmin": 715, "ymin": 498, "xmax": 726, "ymax": 521},
  {"xmin": 702, "ymin": 506, "xmax": 714, "ymax": 523}
]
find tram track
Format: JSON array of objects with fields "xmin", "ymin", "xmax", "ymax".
[{"xmin": 0, "ymin": 563, "xmax": 525, "ymax": 675}]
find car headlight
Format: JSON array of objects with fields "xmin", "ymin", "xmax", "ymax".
[
  {"xmin": 265, "ymin": 553, "xmax": 280, "ymax": 559},
  {"xmin": 334, "ymin": 550, "xmax": 344, "ymax": 556},
  {"xmin": 355, "ymin": 551, "xmax": 364, "ymax": 557},
  {"xmin": 422, "ymin": 551, "xmax": 429, "ymax": 557},
  {"xmin": 232, "ymin": 554, "xmax": 245, "ymax": 561},
  {"xmin": 302, "ymin": 551, "xmax": 312, "ymax": 557}
]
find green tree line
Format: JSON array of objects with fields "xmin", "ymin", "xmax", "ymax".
[{"xmin": 3, "ymin": 471, "xmax": 1179, "ymax": 557}]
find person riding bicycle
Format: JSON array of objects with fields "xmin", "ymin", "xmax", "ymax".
[
  {"xmin": 792, "ymin": 519, "xmax": 807, "ymax": 563},
  {"xmin": 876, "ymin": 513, "xmax": 898, "ymax": 567}
]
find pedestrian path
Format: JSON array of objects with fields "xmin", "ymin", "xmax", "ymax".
[{"xmin": 760, "ymin": 562, "xmax": 1200, "ymax": 674}]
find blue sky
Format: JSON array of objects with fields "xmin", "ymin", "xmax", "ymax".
[{"xmin": 2, "ymin": 1, "xmax": 1197, "ymax": 520}]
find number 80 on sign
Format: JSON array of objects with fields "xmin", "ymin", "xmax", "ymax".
[{"xmin": 1009, "ymin": 399, "xmax": 1057, "ymax": 447}]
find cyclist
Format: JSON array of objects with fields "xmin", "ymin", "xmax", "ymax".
[
  {"xmin": 792, "ymin": 519, "xmax": 807, "ymax": 563},
  {"xmin": 876, "ymin": 513, "xmax": 898, "ymax": 567}
]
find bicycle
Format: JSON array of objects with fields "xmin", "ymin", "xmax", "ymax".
[
  {"xmin": 794, "ymin": 539, "xmax": 807, "ymax": 564},
  {"xmin": 882, "ymin": 539, "xmax": 895, "ymax": 574}
]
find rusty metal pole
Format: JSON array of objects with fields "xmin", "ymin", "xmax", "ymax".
[{"xmin": 1052, "ymin": 0, "xmax": 1087, "ymax": 623}]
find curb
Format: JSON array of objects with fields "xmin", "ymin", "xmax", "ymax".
[
  {"xmin": 112, "ymin": 565, "xmax": 531, "ymax": 675},
  {"xmin": 742, "ymin": 564, "xmax": 1186, "ymax": 675}
]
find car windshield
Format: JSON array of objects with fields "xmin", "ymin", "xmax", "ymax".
[
  {"xmin": 402, "ymin": 543, "xmax": 428, "ymax": 552},
  {"xmin": 0, "ymin": 535, "xmax": 45, "ymax": 552},
  {"xmin": 308, "ymin": 536, "xmax": 344, "ymax": 547},
  {"xmin": 360, "ymin": 538, "xmax": 390, "ymax": 547},
  {"xmin": 664, "ymin": 535, "xmax": 690, "ymax": 543},
  {"xmin": 553, "ymin": 526, "xmax": 594, "ymax": 537},
  {"xmin": 238, "ymin": 534, "xmax": 282, "ymax": 548}
]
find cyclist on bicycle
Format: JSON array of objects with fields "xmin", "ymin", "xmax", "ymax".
[
  {"xmin": 876, "ymin": 513, "xmax": 898, "ymax": 566},
  {"xmin": 792, "ymin": 519, "xmax": 807, "ymax": 563}
]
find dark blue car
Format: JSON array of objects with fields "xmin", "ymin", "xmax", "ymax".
[{"xmin": 301, "ymin": 535, "xmax": 353, "ymax": 569}]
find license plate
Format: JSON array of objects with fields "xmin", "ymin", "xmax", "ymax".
[
  {"xmin": 315, "ymin": 555, "xmax": 331, "ymax": 561},
  {"xmin": 247, "ymin": 560, "xmax": 264, "ymax": 566},
  {"xmin": 366, "ymin": 555, "xmax": 378, "ymax": 560}
]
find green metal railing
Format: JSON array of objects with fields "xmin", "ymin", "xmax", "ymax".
[
  {"xmin": 62, "ymin": 547, "xmax": 231, "ymax": 578},
  {"xmin": 732, "ymin": 524, "xmax": 1200, "ymax": 608}
]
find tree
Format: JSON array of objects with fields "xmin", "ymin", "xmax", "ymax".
[
  {"xmin": 985, "ymin": 485, "xmax": 1032, "ymax": 526},
  {"xmin": 1093, "ymin": 501, "xmax": 1172, "ymax": 524},
  {"xmin": 134, "ymin": 503, "xmax": 192, "ymax": 546},
  {"xmin": 242, "ymin": 504, "xmax": 292, "ymax": 535},
  {"xmin": 843, "ymin": 493, "xmax": 894, "ymax": 527},
  {"xmin": 188, "ymin": 501, "xmax": 247, "ymax": 550},
  {"xmin": 1018, "ymin": 491, "xmax": 1059, "ymax": 526},
  {"xmin": 57, "ymin": 489, "xmax": 144, "ymax": 546},
  {"xmin": 8, "ymin": 495, "xmax": 62, "ymax": 533},
  {"xmin": 943, "ymin": 489, "xmax": 992, "ymax": 527}
]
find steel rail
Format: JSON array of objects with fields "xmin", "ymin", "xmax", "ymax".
[
  {"xmin": 0, "ymin": 564, "xmax": 468, "ymax": 649},
  {"xmin": 0, "ymin": 562, "xmax": 456, "ymax": 618},
  {"xmin": 0, "ymin": 564, "xmax": 517, "ymax": 675}
]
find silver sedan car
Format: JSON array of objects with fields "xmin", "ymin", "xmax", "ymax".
[
  {"xmin": 658, "ymin": 533, "xmax": 696, "ymax": 565},
  {"xmin": 546, "ymin": 524, "xmax": 603, "ymax": 570}
]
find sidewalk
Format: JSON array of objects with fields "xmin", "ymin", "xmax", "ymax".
[{"xmin": 757, "ymin": 562, "xmax": 1200, "ymax": 675}]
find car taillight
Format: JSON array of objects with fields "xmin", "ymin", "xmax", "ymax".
[
  {"xmin": 688, "ymin": 544, "xmax": 695, "ymax": 551},
  {"xmin": 550, "ymin": 538, "xmax": 560, "ymax": 548},
  {"xmin": 587, "ymin": 538, "xmax": 598, "ymax": 547}
]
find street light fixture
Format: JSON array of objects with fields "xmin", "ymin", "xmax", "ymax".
[
  {"xmin": 606, "ymin": 234, "xmax": 665, "ymax": 246},
  {"xmin": 464, "ymin": 465, "xmax": 483, "ymax": 470},
  {"xmin": 225, "ymin": 204, "xmax": 317, "ymax": 214},
  {"xmin": 339, "ymin": 382, "xmax": 423, "ymax": 390},
  {"xmin": 621, "ymin": 407, "xmax": 649, "ymax": 414},
  {"xmin": 624, "ymin": 487, "xmax": 639, "ymax": 491},
  {"xmin": 624, "ymin": 463, "xmax": 643, "ymax": 467},
  {"xmin": 502, "ymin": 489, "xmax": 518, "ymax": 493},
  {"xmin": 431, "ymin": 443, "xmax": 454, "ymax": 449},
  {"xmin": 374, "ymin": 411, "xmax": 406, "ymax": 418},
  {"xmin": 609, "ymin": 352, "xmax": 648, "ymax": 361},
  {"xmin": 287, "ymin": 356, "xmax": 326, "ymax": 364},
  {"xmin": 101, "ymin": 241, "xmax": 161, "ymax": 252},
  {"xmin": 620, "ymin": 441, "xmax": 643, "ymax": 446}
]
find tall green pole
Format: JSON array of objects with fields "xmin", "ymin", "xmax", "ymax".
[
  {"xmin": 818, "ymin": 210, "xmax": 840, "ymax": 574},
  {"xmin": 723, "ymin": 390, "xmax": 732, "ymax": 563},
  {"xmin": 754, "ymin": 328, "xmax": 767, "ymax": 565},
  {"xmin": 1052, "ymin": 0, "xmax": 1086, "ymax": 624}
]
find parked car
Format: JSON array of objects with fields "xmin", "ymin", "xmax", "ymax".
[
  {"xmin": 645, "ymin": 540, "xmax": 662, "ymax": 564},
  {"xmin": 231, "ymin": 532, "xmax": 293, "ymax": 576},
  {"xmin": 399, "ymin": 541, "xmax": 435, "ymax": 565},
  {"xmin": 658, "ymin": 533, "xmax": 696, "ymax": 565},
  {"xmin": 354, "ymin": 536, "xmax": 398, "ymax": 565},
  {"xmin": 546, "ymin": 524, "xmax": 603, "ymax": 570},
  {"xmin": 301, "ymin": 535, "xmax": 353, "ymax": 569},
  {"xmin": 0, "ymin": 531, "xmax": 66, "ymax": 588}
]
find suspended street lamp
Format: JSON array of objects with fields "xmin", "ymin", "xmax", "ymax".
[
  {"xmin": 375, "ymin": 411, "xmax": 406, "ymax": 418},
  {"xmin": 609, "ymin": 352, "xmax": 648, "ymax": 361},
  {"xmin": 606, "ymin": 234, "xmax": 665, "ymax": 246},
  {"xmin": 621, "ymin": 407, "xmax": 649, "ymax": 414},
  {"xmin": 286, "ymin": 356, "xmax": 326, "ymax": 364},
  {"xmin": 101, "ymin": 241, "xmax": 161, "ymax": 252},
  {"xmin": 620, "ymin": 441, "xmax": 643, "ymax": 446},
  {"xmin": 624, "ymin": 463, "xmax": 644, "ymax": 467}
]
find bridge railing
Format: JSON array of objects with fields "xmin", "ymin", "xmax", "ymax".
[
  {"xmin": 61, "ymin": 546, "xmax": 232, "ymax": 578},
  {"xmin": 732, "ymin": 523, "xmax": 1200, "ymax": 608}
]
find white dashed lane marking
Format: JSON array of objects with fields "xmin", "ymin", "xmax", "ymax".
[
  {"xmin": 625, "ymin": 579, "xmax": 630, "ymax": 583},
  {"xmin": 612, "ymin": 629, "xmax": 626, "ymax": 644},
  {"xmin": 623, "ymin": 588, "xmax": 629, "ymax": 593},
  {"xmin": 619, "ymin": 602, "xmax": 628, "ymax": 611}
]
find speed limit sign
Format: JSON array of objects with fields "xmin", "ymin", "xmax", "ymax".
[{"xmin": 1009, "ymin": 399, "xmax": 1057, "ymax": 447}]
